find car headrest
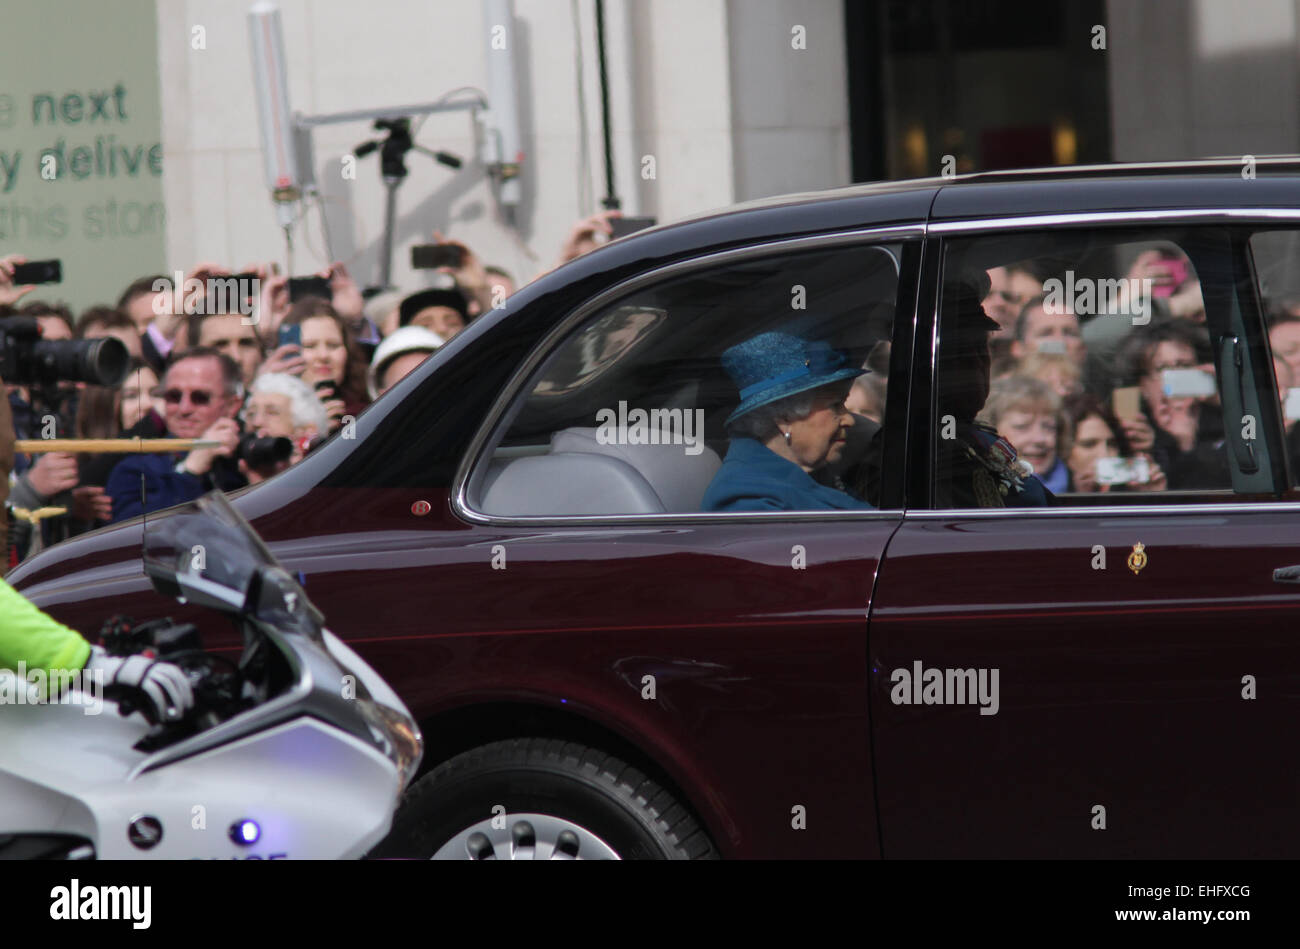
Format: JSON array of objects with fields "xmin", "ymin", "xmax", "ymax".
[
  {"xmin": 482, "ymin": 452, "xmax": 665, "ymax": 516},
  {"xmin": 551, "ymin": 426, "xmax": 721, "ymax": 512}
]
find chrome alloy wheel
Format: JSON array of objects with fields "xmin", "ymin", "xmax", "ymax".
[{"xmin": 432, "ymin": 813, "xmax": 622, "ymax": 860}]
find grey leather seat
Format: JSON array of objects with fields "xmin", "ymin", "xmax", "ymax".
[
  {"xmin": 550, "ymin": 427, "xmax": 721, "ymax": 512},
  {"xmin": 482, "ymin": 452, "xmax": 665, "ymax": 515},
  {"xmin": 480, "ymin": 426, "xmax": 723, "ymax": 516}
]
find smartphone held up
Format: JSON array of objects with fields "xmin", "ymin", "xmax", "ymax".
[
  {"xmin": 411, "ymin": 244, "xmax": 465, "ymax": 270},
  {"xmin": 287, "ymin": 275, "xmax": 332, "ymax": 303},
  {"xmin": 1096, "ymin": 456, "xmax": 1151, "ymax": 486},
  {"xmin": 10, "ymin": 259, "xmax": 62, "ymax": 285}
]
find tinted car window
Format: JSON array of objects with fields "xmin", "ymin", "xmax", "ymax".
[
  {"xmin": 471, "ymin": 243, "xmax": 905, "ymax": 515},
  {"xmin": 935, "ymin": 227, "xmax": 1280, "ymax": 507},
  {"xmin": 1252, "ymin": 229, "xmax": 1300, "ymax": 485}
]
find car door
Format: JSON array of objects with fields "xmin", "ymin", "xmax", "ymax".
[
  {"xmin": 868, "ymin": 216, "xmax": 1300, "ymax": 857},
  {"xmin": 447, "ymin": 232, "xmax": 921, "ymax": 857}
]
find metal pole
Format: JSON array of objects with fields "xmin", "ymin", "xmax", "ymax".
[
  {"xmin": 296, "ymin": 99, "xmax": 484, "ymax": 128},
  {"xmin": 594, "ymin": 0, "xmax": 619, "ymax": 210},
  {"xmin": 380, "ymin": 177, "xmax": 400, "ymax": 287}
]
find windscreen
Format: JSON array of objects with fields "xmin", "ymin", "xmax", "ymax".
[{"xmin": 141, "ymin": 491, "xmax": 322, "ymax": 630}]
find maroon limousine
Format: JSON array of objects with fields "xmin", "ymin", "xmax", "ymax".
[{"xmin": 13, "ymin": 159, "xmax": 1300, "ymax": 858}]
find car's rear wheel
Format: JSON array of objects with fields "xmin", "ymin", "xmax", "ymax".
[{"xmin": 371, "ymin": 737, "xmax": 717, "ymax": 860}]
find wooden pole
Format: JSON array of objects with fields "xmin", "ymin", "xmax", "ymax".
[{"xmin": 14, "ymin": 439, "xmax": 221, "ymax": 454}]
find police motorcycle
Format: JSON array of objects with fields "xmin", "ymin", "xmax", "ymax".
[{"xmin": 0, "ymin": 492, "xmax": 421, "ymax": 859}]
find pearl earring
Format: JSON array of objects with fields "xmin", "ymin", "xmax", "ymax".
[{"xmin": 783, "ymin": 430, "xmax": 792, "ymax": 445}]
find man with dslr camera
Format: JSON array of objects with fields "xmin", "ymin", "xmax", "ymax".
[
  {"xmin": 2, "ymin": 256, "xmax": 132, "ymax": 557},
  {"xmin": 105, "ymin": 347, "xmax": 248, "ymax": 522}
]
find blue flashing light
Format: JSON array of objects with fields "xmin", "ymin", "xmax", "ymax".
[{"xmin": 230, "ymin": 819, "xmax": 260, "ymax": 846}]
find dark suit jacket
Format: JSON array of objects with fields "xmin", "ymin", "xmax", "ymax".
[{"xmin": 105, "ymin": 430, "xmax": 246, "ymax": 522}]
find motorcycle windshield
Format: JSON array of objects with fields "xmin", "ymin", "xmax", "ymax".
[{"xmin": 141, "ymin": 491, "xmax": 323, "ymax": 633}]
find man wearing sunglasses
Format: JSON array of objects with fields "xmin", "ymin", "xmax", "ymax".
[{"xmin": 105, "ymin": 347, "xmax": 247, "ymax": 522}]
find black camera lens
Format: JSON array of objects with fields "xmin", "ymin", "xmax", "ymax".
[
  {"xmin": 0, "ymin": 318, "xmax": 129, "ymax": 387},
  {"xmin": 237, "ymin": 432, "xmax": 293, "ymax": 472}
]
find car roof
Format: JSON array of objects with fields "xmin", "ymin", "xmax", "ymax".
[
  {"xmin": 680, "ymin": 156, "xmax": 1300, "ymax": 229},
  {"xmin": 510, "ymin": 157, "xmax": 1300, "ymax": 331}
]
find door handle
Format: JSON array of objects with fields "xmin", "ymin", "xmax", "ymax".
[{"xmin": 1273, "ymin": 565, "xmax": 1300, "ymax": 583}]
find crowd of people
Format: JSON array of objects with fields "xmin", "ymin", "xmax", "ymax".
[
  {"xmin": 970, "ymin": 242, "xmax": 1300, "ymax": 497},
  {"xmin": 0, "ymin": 210, "xmax": 629, "ymax": 563}
]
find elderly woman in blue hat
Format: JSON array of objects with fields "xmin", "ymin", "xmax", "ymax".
[{"xmin": 701, "ymin": 332, "xmax": 875, "ymax": 512}]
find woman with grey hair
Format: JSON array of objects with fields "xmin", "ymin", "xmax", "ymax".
[
  {"xmin": 242, "ymin": 373, "xmax": 329, "ymax": 482},
  {"xmin": 701, "ymin": 331, "xmax": 875, "ymax": 512}
]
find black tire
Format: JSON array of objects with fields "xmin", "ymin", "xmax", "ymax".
[{"xmin": 371, "ymin": 738, "xmax": 717, "ymax": 859}]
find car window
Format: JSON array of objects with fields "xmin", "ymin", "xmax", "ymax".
[
  {"xmin": 1251, "ymin": 229, "xmax": 1300, "ymax": 486},
  {"xmin": 469, "ymin": 242, "xmax": 906, "ymax": 516},
  {"xmin": 934, "ymin": 226, "xmax": 1281, "ymax": 508}
]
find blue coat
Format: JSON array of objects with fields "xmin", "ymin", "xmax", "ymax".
[
  {"xmin": 701, "ymin": 438, "xmax": 875, "ymax": 512},
  {"xmin": 106, "ymin": 452, "xmax": 245, "ymax": 522}
]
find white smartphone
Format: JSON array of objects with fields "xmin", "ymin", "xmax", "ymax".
[
  {"xmin": 1096, "ymin": 456, "xmax": 1151, "ymax": 485},
  {"xmin": 1161, "ymin": 368, "xmax": 1216, "ymax": 398}
]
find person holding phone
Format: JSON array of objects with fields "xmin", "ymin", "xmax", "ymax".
[
  {"xmin": 1009, "ymin": 296, "xmax": 1087, "ymax": 372},
  {"xmin": 1133, "ymin": 247, "xmax": 1204, "ymax": 321},
  {"xmin": 0, "ymin": 254, "xmax": 39, "ymax": 307},
  {"xmin": 271, "ymin": 299, "xmax": 371, "ymax": 430},
  {"xmin": 1117, "ymin": 319, "xmax": 1227, "ymax": 489},
  {"xmin": 426, "ymin": 232, "xmax": 493, "ymax": 316},
  {"xmin": 1062, "ymin": 393, "xmax": 1166, "ymax": 494}
]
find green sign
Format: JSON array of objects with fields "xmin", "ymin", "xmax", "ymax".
[{"xmin": 0, "ymin": 0, "xmax": 165, "ymax": 311}]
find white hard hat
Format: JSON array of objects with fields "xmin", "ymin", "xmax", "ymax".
[{"xmin": 368, "ymin": 325, "xmax": 445, "ymax": 398}]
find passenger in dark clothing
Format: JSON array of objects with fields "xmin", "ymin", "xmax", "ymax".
[{"xmin": 935, "ymin": 273, "xmax": 1053, "ymax": 508}]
